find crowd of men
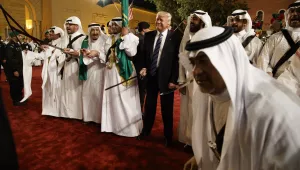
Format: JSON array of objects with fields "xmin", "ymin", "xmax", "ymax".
[{"xmin": 1, "ymin": 0, "xmax": 300, "ymax": 169}]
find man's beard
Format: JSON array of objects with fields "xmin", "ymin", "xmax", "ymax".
[
  {"xmin": 91, "ymin": 34, "xmax": 99, "ymax": 41},
  {"xmin": 289, "ymin": 15, "xmax": 300, "ymax": 28},
  {"xmin": 232, "ymin": 25, "xmax": 241, "ymax": 33},
  {"xmin": 190, "ymin": 23, "xmax": 201, "ymax": 33}
]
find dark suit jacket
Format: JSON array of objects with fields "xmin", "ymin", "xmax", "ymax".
[
  {"xmin": 5, "ymin": 41, "xmax": 23, "ymax": 76},
  {"xmin": 133, "ymin": 33, "xmax": 145, "ymax": 73},
  {"xmin": 0, "ymin": 88, "xmax": 19, "ymax": 169},
  {"xmin": 143, "ymin": 30, "xmax": 181, "ymax": 92}
]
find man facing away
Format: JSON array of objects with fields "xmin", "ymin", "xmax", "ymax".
[
  {"xmin": 133, "ymin": 21, "xmax": 150, "ymax": 111},
  {"xmin": 38, "ymin": 26, "xmax": 65, "ymax": 117},
  {"xmin": 183, "ymin": 26, "xmax": 300, "ymax": 170}
]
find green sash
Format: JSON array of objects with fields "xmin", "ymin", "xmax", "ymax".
[
  {"xmin": 79, "ymin": 36, "xmax": 89, "ymax": 80},
  {"xmin": 115, "ymin": 38, "xmax": 133, "ymax": 81}
]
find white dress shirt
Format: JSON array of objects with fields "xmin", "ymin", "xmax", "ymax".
[{"xmin": 153, "ymin": 29, "xmax": 168, "ymax": 67}]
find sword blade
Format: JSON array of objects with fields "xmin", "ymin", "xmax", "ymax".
[
  {"xmin": 105, "ymin": 76, "xmax": 137, "ymax": 91},
  {"xmin": 160, "ymin": 78, "xmax": 194, "ymax": 95}
]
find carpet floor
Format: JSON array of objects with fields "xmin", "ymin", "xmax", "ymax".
[{"xmin": 0, "ymin": 67, "xmax": 191, "ymax": 170}]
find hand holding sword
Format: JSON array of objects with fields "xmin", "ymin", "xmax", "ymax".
[{"xmin": 160, "ymin": 76, "xmax": 194, "ymax": 95}]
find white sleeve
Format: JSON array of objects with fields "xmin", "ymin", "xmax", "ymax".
[
  {"xmin": 119, "ymin": 33, "xmax": 139, "ymax": 57},
  {"xmin": 257, "ymin": 36, "xmax": 276, "ymax": 73},
  {"xmin": 277, "ymin": 66, "xmax": 300, "ymax": 96},
  {"xmin": 248, "ymin": 38, "xmax": 263, "ymax": 67},
  {"xmin": 99, "ymin": 42, "xmax": 106, "ymax": 63},
  {"xmin": 56, "ymin": 52, "xmax": 66, "ymax": 73}
]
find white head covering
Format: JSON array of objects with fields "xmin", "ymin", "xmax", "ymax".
[
  {"xmin": 227, "ymin": 10, "xmax": 254, "ymax": 33},
  {"xmin": 83, "ymin": 23, "xmax": 108, "ymax": 65},
  {"xmin": 62, "ymin": 16, "xmax": 85, "ymax": 47},
  {"xmin": 64, "ymin": 16, "xmax": 84, "ymax": 34},
  {"xmin": 285, "ymin": 0, "xmax": 300, "ymax": 29},
  {"xmin": 49, "ymin": 26, "xmax": 64, "ymax": 37},
  {"xmin": 182, "ymin": 10, "xmax": 212, "ymax": 44},
  {"xmin": 87, "ymin": 23, "xmax": 105, "ymax": 43},
  {"xmin": 186, "ymin": 27, "xmax": 300, "ymax": 169},
  {"xmin": 179, "ymin": 10, "xmax": 212, "ymax": 72},
  {"xmin": 109, "ymin": 17, "xmax": 122, "ymax": 28}
]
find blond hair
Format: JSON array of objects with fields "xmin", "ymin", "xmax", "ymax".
[{"xmin": 156, "ymin": 11, "xmax": 172, "ymax": 24}]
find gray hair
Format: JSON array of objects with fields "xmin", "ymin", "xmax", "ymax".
[{"xmin": 156, "ymin": 11, "xmax": 172, "ymax": 24}]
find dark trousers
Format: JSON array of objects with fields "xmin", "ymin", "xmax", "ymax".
[
  {"xmin": 138, "ymin": 77, "xmax": 147, "ymax": 110},
  {"xmin": 8, "ymin": 75, "xmax": 23, "ymax": 103},
  {"xmin": 143, "ymin": 74, "xmax": 174, "ymax": 139}
]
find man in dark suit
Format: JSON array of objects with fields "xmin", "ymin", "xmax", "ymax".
[
  {"xmin": 5, "ymin": 31, "xmax": 24, "ymax": 106},
  {"xmin": 139, "ymin": 11, "xmax": 181, "ymax": 147},
  {"xmin": 133, "ymin": 22, "xmax": 150, "ymax": 111}
]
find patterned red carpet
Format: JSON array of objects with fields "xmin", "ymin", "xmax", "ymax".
[{"xmin": 0, "ymin": 67, "xmax": 191, "ymax": 170}]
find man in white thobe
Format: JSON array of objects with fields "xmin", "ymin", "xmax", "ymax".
[
  {"xmin": 227, "ymin": 9, "xmax": 263, "ymax": 66},
  {"xmin": 178, "ymin": 10, "xmax": 212, "ymax": 146},
  {"xmin": 80, "ymin": 23, "xmax": 108, "ymax": 123},
  {"xmin": 102, "ymin": 17, "xmax": 142, "ymax": 137},
  {"xmin": 39, "ymin": 26, "xmax": 65, "ymax": 117},
  {"xmin": 277, "ymin": 52, "xmax": 300, "ymax": 97},
  {"xmin": 183, "ymin": 26, "xmax": 300, "ymax": 170},
  {"xmin": 60, "ymin": 16, "xmax": 85, "ymax": 119},
  {"xmin": 258, "ymin": 0, "xmax": 300, "ymax": 78}
]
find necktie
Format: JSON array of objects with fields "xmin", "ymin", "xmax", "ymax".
[{"xmin": 150, "ymin": 33, "xmax": 163, "ymax": 76}]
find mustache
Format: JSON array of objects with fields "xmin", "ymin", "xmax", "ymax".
[{"xmin": 291, "ymin": 17, "xmax": 300, "ymax": 20}]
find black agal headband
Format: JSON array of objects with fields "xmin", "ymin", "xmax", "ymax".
[
  {"xmin": 231, "ymin": 11, "xmax": 247, "ymax": 16},
  {"xmin": 289, "ymin": 2, "xmax": 300, "ymax": 9},
  {"xmin": 88, "ymin": 23, "xmax": 100, "ymax": 27},
  {"xmin": 185, "ymin": 27, "xmax": 233, "ymax": 51}
]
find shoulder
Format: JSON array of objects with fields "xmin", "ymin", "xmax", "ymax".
[
  {"xmin": 251, "ymin": 36, "xmax": 263, "ymax": 45},
  {"xmin": 145, "ymin": 30, "xmax": 156, "ymax": 37},
  {"xmin": 6, "ymin": 42, "xmax": 15, "ymax": 49},
  {"xmin": 246, "ymin": 77, "xmax": 300, "ymax": 123},
  {"xmin": 268, "ymin": 31, "xmax": 284, "ymax": 42}
]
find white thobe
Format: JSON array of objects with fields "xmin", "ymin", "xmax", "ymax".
[
  {"xmin": 192, "ymin": 82, "xmax": 300, "ymax": 170},
  {"xmin": 20, "ymin": 51, "xmax": 37, "ymax": 102},
  {"xmin": 82, "ymin": 35, "xmax": 107, "ymax": 123},
  {"xmin": 39, "ymin": 39, "xmax": 64, "ymax": 117},
  {"xmin": 178, "ymin": 32, "xmax": 195, "ymax": 146},
  {"xmin": 101, "ymin": 33, "xmax": 143, "ymax": 137},
  {"xmin": 234, "ymin": 30, "xmax": 263, "ymax": 66},
  {"xmin": 190, "ymin": 28, "xmax": 300, "ymax": 169},
  {"xmin": 258, "ymin": 27, "xmax": 300, "ymax": 78},
  {"xmin": 60, "ymin": 31, "xmax": 85, "ymax": 119},
  {"xmin": 277, "ymin": 55, "xmax": 300, "ymax": 97}
]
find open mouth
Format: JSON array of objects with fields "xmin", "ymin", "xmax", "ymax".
[{"xmin": 291, "ymin": 18, "xmax": 300, "ymax": 22}]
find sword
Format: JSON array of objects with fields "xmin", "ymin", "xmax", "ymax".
[
  {"xmin": 160, "ymin": 77, "xmax": 194, "ymax": 95},
  {"xmin": 208, "ymin": 141, "xmax": 221, "ymax": 162},
  {"xmin": 105, "ymin": 75, "xmax": 137, "ymax": 91}
]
